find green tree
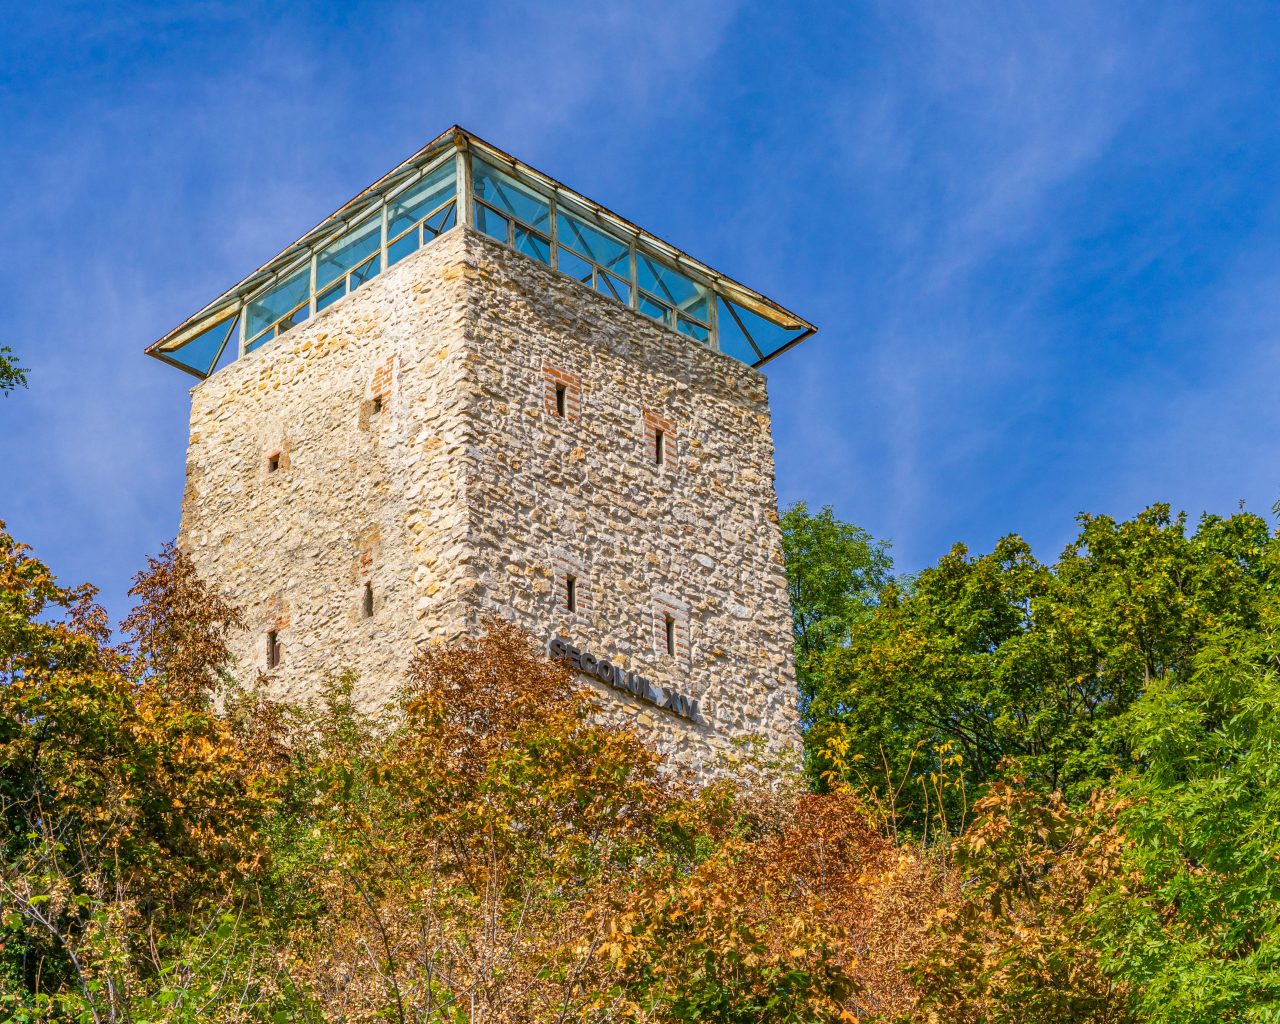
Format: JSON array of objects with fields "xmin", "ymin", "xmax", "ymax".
[
  {"xmin": 1090, "ymin": 571, "xmax": 1280, "ymax": 1022},
  {"xmin": 0, "ymin": 346, "xmax": 28, "ymax": 396},
  {"xmin": 809, "ymin": 505, "xmax": 1272, "ymax": 830},
  {"xmin": 779, "ymin": 502, "xmax": 892, "ymax": 704},
  {"xmin": 0, "ymin": 525, "xmax": 278, "ymax": 1018},
  {"xmin": 912, "ymin": 545, "xmax": 1280, "ymax": 1023}
]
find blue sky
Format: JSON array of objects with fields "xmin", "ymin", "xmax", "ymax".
[{"xmin": 3, "ymin": 0, "xmax": 1280, "ymax": 623}]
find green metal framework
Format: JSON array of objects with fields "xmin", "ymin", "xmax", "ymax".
[{"xmin": 146, "ymin": 127, "xmax": 816, "ymax": 379}]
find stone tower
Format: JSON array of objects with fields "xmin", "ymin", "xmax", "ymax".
[{"xmin": 147, "ymin": 127, "xmax": 816, "ymax": 774}]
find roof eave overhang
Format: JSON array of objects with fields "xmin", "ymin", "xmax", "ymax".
[
  {"xmin": 145, "ymin": 126, "xmax": 816, "ymax": 369},
  {"xmin": 461, "ymin": 132, "xmax": 815, "ymax": 336}
]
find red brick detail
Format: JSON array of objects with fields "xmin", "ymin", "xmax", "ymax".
[
  {"xmin": 543, "ymin": 364, "xmax": 583, "ymax": 422},
  {"xmin": 643, "ymin": 408, "xmax": 678, "ymax": 468},
  {"xmin": 264, "ymin": 440, "xmax": 292, "ymax": 473},
  {"xmin": 262, "ymin": 595, "xmax": 291, "ymax": 632},
  {"xmin": 652, "ymin": 595, "xmax": 691, "ymax": 664},
  {"xmin": 372, "ymin": 355, "xmax": 398, "ymax": 408},
  {"xmin": 552, "ymin": 554, "xmax": 591, "ymax": 616},
  {"xmin": 352, "ymin": 524, "xmax": 382, "ymax": 582}
]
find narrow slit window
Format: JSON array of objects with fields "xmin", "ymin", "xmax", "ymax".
[
  {"xmin": 664, "ymin": 614, "xmax": 676, "ymax": 657},
  {"xmin": 654, "ymin": 429, "xmax": 665, "ymax": 466},
  {"xmin": 267, "ymin": 452, "xmax": 281, "ymax": 473},
  {"xmin": 555, "ymin": 384, "xmax": 567, "ymax": 417},
  {"xmin": 565, "ymin": 574, "xmax": 577, "ymax": 613},
  {"xmin": 371, "ymin": 395, "xmax": 383, "ymax": 415},
  {"xmin": 266, "ymin": 630, "xmax": 281, "ymax": 669},
  {"xmin": 362, "ymin": 582, "xmax": 374, "ymax": 618}
]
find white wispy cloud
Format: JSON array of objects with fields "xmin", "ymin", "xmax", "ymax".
[
  {"xmin": 0, "ymin": 0, "xmax": 745, "ymax": 621},
  {"xmin": 773, "ymin": 0, "xmax": 1205, "ymax": 568}
]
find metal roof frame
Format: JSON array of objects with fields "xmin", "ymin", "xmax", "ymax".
[{"xmin": 146, "ymin": 126, "xmax": 816, "ymax": 375}]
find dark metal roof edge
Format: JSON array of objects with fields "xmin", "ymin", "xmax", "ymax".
[
  {"xmin": 752, "ymin": 328, "xmax": 817, "ymax": 371},
  {"xmin": 148, "ymin": 348, "xmax": 210, "ymax": 380}
]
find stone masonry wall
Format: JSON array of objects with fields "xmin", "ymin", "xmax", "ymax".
[
  {"xmin": 180, "ymin": 230, "xmax": 476, "ymax": 706},
  {"xmin": 179, "ymin": 225, "xmax": 801, "ymax": 775},
  {"xmin": 456, "ymin": 229, "xmax": 801, "ymax": 772}
]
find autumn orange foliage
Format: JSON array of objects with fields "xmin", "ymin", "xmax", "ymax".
[
  {"xmin": 914, "ymin": 779, "xmax": 1134, "ymax": 1024},
  {"xmin": 0, "ymin": 525, "xmax": 972, "ymax": 1022}
]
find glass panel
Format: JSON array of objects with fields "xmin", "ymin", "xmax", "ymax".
[
  {"xmin": 316, "ymin": 280, "xmax": 345, "ymax": 312},
  {"xmin": 424, "ymin": 202, "xmax": 456, "ymax": 238},
  {"xmin": 474, "ymin": 202, "xmax": 510, "ymax": 244},
  {"xmin": 514, "ymin": 227, "xmax": 551, "ymax": 265},
  {"xmin": 595, "ymin": 269, "xmax": 630, "ymax": 305},
  {"xmin": 719, "ymin": 296, "xmax": 806, "ymax": 362},
  {"xmin": 557, "ymin": 207, "xmax": 629, "ymax": 276},
  {"xmin": 164, "ymin": 314, "xmax": 238, "ymax": 376},
  {"xmin": 350, "ymin": 253, "xmax": 379, "ymax": 290},
  {"xmin": 684, "ymin": 296, "xmax": 709, "ymax": 323},
  {"xmin": 637, "ymin": 254, "xmax": 708, "ymax": 322},
  {"xmin": 246, "ymin": 266, "xmax": 310, "ymax": 340},
  {"xmin": 715, "ymin": 296, "xmax": 762, "ymax": 363},
  {"xmin": 556, "ymin": 246, "xmax": 593, "ymax": 285},
  {"xmin": 472, "ymin": 159, "xmax": 550, "ymax": 233},
  {"xmin": 278, "ymin": 302, "xmax": 309, "ymax": 335},
  {"xmin": 387, "ymin": 230, "xmax": 419, "ymax": 267},
  {"xmin": 317, "ymin": 213, "xmax": 381, "ymax": 290},
  {"xmin": 387, "ymin": 157, "xmax": 457, "ymax": 239},
  {"xmin": 209, "ymin": 323, "xmax": 240, "ymax": 374},
  {"xmin": 677, "ymin": 316, "xmax": 710, "ymax": 343},
  {"xmin": 638, "ymin": 292, "xmax": 673, "ymax": 326}
]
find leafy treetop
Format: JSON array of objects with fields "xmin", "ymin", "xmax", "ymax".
[
  {"xmin": 0, "ymin": 346, "xmax": 27, "ymax": 397},
  {"xmin": 779, "ymin": 501, "xmax": 892, "ymax": 703},
  {"xmin": 805, "ymin": 503, "xmax": 1272, "ymax": 828}
]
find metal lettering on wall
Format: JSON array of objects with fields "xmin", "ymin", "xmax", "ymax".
[{"xmin": 547, "ymin": 637, "xmax": 701, "ymax": 721}]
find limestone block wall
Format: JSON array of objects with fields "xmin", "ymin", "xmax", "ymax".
[
  {"xmin": 456, "ymin": 229, "xmax": 801, "ymax": 772},
  {"xmin": 179, "ymin": 230, "xmax": 475, "ymax": 707},
  {"xmin": 179, "ymin": 225, "xmax": 801, "ymax": 775}
]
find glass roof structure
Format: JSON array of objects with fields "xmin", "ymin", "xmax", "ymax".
[{"xmin": 146, "ymin": 127, "xmax": 816, "ymax": 379}]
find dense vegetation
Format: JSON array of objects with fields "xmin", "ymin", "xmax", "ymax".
[
  {"xmin": 7, "ymin": 506, "xmax": 1280, "ymax": 1022},
  {"xmin": 0, "ymin": 524, "xmax": 948, "ymax": 1022},
  {"xmin": 784, "ymin": 501, "xmax": 1280, "ymax": 1021},
  {"xmin": 4, "ymin": 358, "xmax": 1280, "ymax": 1019}
]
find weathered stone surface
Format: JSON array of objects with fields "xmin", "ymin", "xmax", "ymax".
[{"xmin": 180, "ymin": 226, "xmax": 801, "ymax": 775}]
